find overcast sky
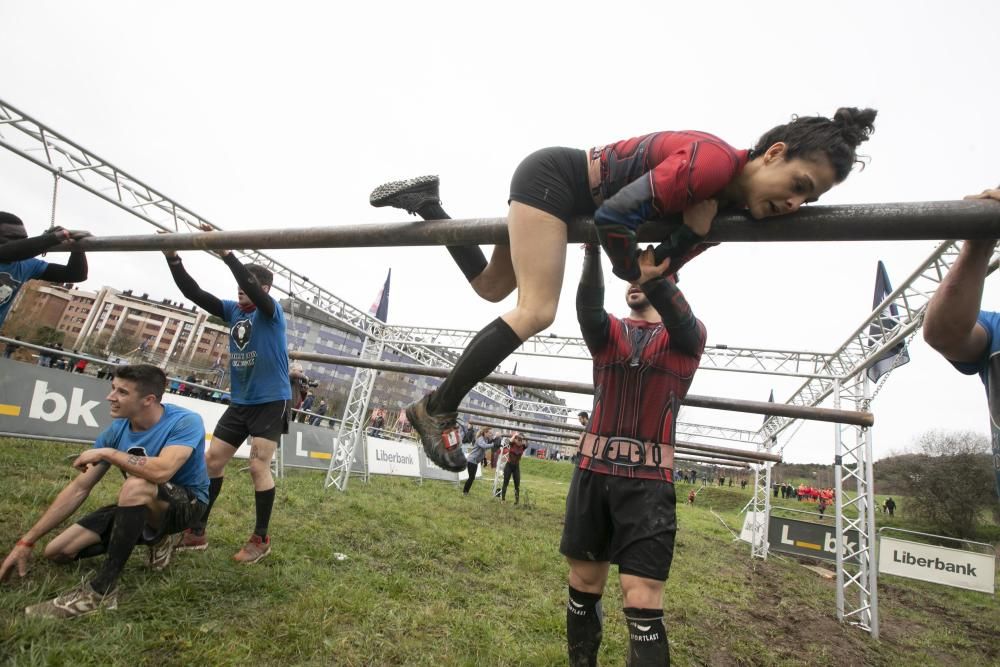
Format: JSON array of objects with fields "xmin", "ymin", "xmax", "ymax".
[{"xmin": 2, "ymin": 1, "xmax": 999, "ymax": 463}]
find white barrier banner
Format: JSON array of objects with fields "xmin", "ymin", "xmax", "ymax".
[
  {"xmin": 366, "ymin": 436, "xmax": 422, "ymax": 478},
  {"xmin": 878, "ymin": 536, "xmax": 996, "ymax": 594}
]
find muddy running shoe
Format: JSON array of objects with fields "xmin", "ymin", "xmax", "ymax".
[
  {"xmin": 175, "ymin": 528, "xmax": 207, "ymax": 551},
  {"xmin": 233, "ymin": 534, "xmax": 271, "ymax": 564},
  {"xmin": 147, "ymin": 532, "xmax": 183, "ymax": 571},
  {"xmin": 406, "ymin": 394, "xmax": 466, "ymax": 472},
  {"xmin": 25, "ymin": 583, "xmax": 118, "ymax": 619},
  {"xmin": 369, "ymin": 175, "xmax": 440, "ymax": 215}
]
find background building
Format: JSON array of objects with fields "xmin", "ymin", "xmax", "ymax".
[{"xmin": 3, "ymin": 282, "xmax": 230, "ymax": 383}]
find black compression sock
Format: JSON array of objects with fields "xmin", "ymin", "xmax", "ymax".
[
  {"xmin": 427, "ymin": 318, "xmax": 522, "ymax": 414},
  {"xmin": 89, "ymin": 505, "xmax": 147, "ymax": 595},
  {"xmin": 195, "ymin": 476, "xmax": 224, "ymax": 532},
  {"xmin": 416, "ymin": 202, "xmax": 487, "ymax": 282},
  {"xmin": 254, "ymin": 486, "xmax": 276, "ymax": 538},
  {"xmin": 624, "ymin": 607, "xmax": 669, "ymax": 666},
  {"xmin": 567, "ymin": 586, "xmax": 603, "ymax": 667}
]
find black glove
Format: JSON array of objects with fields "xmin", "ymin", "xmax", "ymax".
[
  {"xmin": 652, "ymin": 225, "xmax": 705, "ymax": 265},
  {"xmin": 595, "ymin": 221, "xmax": 640, "ymax": 282}
]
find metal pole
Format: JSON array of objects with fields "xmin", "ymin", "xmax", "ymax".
[
  {"xmin": 469, "ymin": 420, "xmax": 780, "ymax": 464},
  {"xmin": 56, "ymin": 199, "xmax": 1000, "ymax": 252},
  {"xmin": 292, "ymin": 351, "xmax": 874, "ymax": 426},
  {"xmin": 862, "ymin": 376, "xmax": 880, "ymax": 640},
  {"xmin": 833, "ymin": 379, "xmax": 845, "ymax": 622}
]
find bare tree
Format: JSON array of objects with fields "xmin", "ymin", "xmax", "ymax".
[{"xmin": 890, "ymin": 430, "xmax": 995, "ymax": 538}]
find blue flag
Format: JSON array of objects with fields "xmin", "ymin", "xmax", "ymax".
[
  {"xmin": 369, "ymin": 269, "xmax": 391, "ymax": 322},
  {"xmin": 866, "ymin": 260, "xmax": 910, "ymax": 382}
]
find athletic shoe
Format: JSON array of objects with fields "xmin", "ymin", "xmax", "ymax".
[
  {"xmin": 147, "ymin": 532, "xmax": 183, "ymax": 571},
  {"xmin": 233, "ymin": 534, "xmax": 271, "ymax": 564},
  {"xmin": 405, "ymin": 394, "xmax": 466, "ymax": 472},
  {"xmin": 369, "ymin": 175, "xmax": 440, "ymax": 215},
  {"xmin": 594, "ymin": 220, "xmax": 640, "ymax": 282},
  {"xmin": 24, "ymin": 583, "xmax": 118, "ymax": 619},
  {"xmin": 175, "ymin": 528, "xmax": 208, "ymax": 551}
]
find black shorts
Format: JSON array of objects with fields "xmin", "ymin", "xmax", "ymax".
[
  {"xmin": 213, "ymin": 400, "xmax": 290, "ymax": 446},
  {"xmin": 76, "ymin": 482, "xmax": 207, "ymax": 546},
  {"xmin": 560, "ymin": 467, "xmax": 677, "ymax": 581},
  {"xmin": 509, "ymin": 147, "xmax": 595, "ymax": 223}
]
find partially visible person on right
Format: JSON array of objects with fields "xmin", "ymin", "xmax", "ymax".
[{"xmin": 922, "ymin": 186, "xmax": 1000, "ymax": 501}]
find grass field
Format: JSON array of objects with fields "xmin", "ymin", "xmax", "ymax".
[{"xmin": 1, "ymin": 438, "xmax": 998, "ymax": 666}]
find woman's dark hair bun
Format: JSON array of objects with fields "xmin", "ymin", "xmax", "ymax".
[
  {"xmin": 832, "ymin": 107, "xmax": 877, "ymax": 148},
  {"xmin": 751, "ymin": 107, "xmax": 878, "ymax": 182}
]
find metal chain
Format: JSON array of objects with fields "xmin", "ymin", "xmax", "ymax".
[{"xmin": 48, "ymin": 168, "xmax": 62, "ymax": 229}]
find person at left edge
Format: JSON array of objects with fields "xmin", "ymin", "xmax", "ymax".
[
  {"xmin": 0, "ymin": 212, "xmax": 89, "ymax": 328},
  {"xmin": 161, "ymin": 224, "xmax": 291, "ymax": 564},
  {"xmin": 0, "ymin": 364, "xmax": 208, "ymax": 619}
]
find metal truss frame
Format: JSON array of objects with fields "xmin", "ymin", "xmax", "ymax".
[
  {"xmin": 749, "ymin": 439, "xmax": 774, "ymax": 560},
  {"xmin": 760, "ymin": 241, "xmax": 974, "ymax": 444},
  {"xmin": 0, "ymin": 98, "xmax": 552, "ymax": 424},
  {"xmin": 833, "ymin": 379, "xmax": 880, "ymax": 638},
  {"xmin": 325, "ymin": 324, "xmax": 384, "ymax": 490}
]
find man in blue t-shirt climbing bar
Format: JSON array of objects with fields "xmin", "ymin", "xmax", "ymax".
[
  {"xmin": 162, "ymin": 224, "xmax": 291, "ymax": 564},
  {"xmin": 923, "ymin": 186, "xmax": 1000, "ymax": 502},
  {"xmin": 0, "ymin": 364, "xmax": 209, "ymax": 619}
]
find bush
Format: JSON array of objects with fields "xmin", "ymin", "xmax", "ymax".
[{"xmin": 887, "ymin": 430, "xmax": 997, "ymax": 539}]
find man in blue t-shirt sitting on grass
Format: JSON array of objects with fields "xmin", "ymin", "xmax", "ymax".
[{"xmin": 0, "ymin": 364, "xmax": 209, "ymax": 619}]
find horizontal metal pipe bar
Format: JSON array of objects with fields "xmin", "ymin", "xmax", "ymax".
[
  {"xmin": 464, "ymin": 409, "xmax": 772, "ymax": 467},
  {"xmin": 469, "ymin": 421, "xmax": 579, "ymax": 444},
  {"xmin": 462, "ymin": 407, "xmax": 585, "ymax": 432},
  {"xmin": 470, "ymin": 419, "xmax": 780, "ymax": 463},
  {"xmin": 675, "ymin": 455, "xmax": 750, "ymax": 469},
  {"xmin": 0, "ymin": 334, "xmax": 223, "ymax": 395},
  {"xmin": 54, "ymin": 200, "xmax": 1000, "ymax": 252},
  {"xmin": 291, "ymin": 351, "xmax": 874, "ymax": 427}
]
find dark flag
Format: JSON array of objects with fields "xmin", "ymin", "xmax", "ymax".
[
  {"xmin": 866, "ymin": 261, "xmax": 910, "ymax": 382},
  {"xmin": 763, "ymin": 389, "xmax": 774, "ymax": 425},
  {"xmin": 764, "ymin": 389, "xmax": 777, "ymax": 445},
  {"xmin": 369, "ymin": 269, "xmax": 391, "ymax": 322}
]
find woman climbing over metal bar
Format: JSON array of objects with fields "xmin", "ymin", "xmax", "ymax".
[{"xmin": 369, "ymin": 108, "xmax": 877, "ymax": 473}]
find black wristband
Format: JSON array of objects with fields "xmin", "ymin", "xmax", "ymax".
[{"xmin": 166, "ymin": 257, "xmax": 182, "ymax": 266}]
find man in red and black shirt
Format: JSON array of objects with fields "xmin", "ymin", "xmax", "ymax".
[{"xmin": 561, "ymin": 237, "xmax": 707, "ymax": 667}]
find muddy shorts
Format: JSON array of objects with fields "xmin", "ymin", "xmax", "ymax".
[
  {"xmin": 560, "ymin": 466, "xmax": 677, "ymax": 581},
  {"xmin": 76, "ymin": 482, "xmax": 207, "ymax": 546}
]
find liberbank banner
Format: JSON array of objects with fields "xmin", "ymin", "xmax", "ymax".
[
  {"xmin": 365, "ymin": 435, "xmax": 469, "ymax": 482},
  {"xmin": 878, "ymin": 536, "xmax": 996, "ymax": 594},
  {"xmin": 367, "ymin": 437, "xmax": 421, "ymax": 478}
]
